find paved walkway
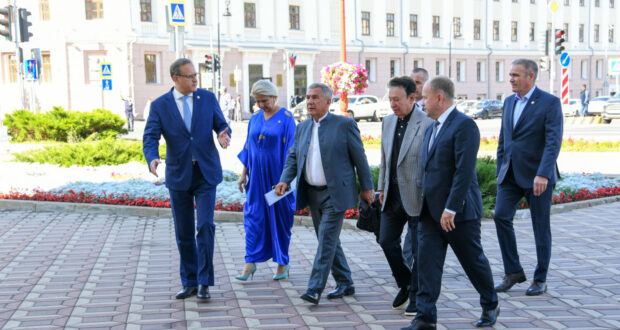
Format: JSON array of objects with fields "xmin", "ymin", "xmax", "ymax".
[{"xmin": 0, "ymin": 202, "xmax": 619, "ymax": 329}]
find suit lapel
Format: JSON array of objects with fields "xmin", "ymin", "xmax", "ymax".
[
  {"xmin": 427, "ymin": 110, "xmax": 457, "ymax": 160},
  {"xmin": 397, "ymin": 110, "xmax": 421, "ymax": 166},
  {"xmin": 514, "ymin": 87, "xmax": 540, "ymax": 131},
  {"xmin": 191, "ymin": 92, "xmax": 202, "ymax": 132},
  {"xmin": 422, "ymin": 125, "xmax": 432, "ymax": 168},
  {"xmin": 166, "ymin": 89, "xmax": 190, "ymax": 134},
  {"xmin": 383, "ymin": 115, "xmax": 396, "ymax": 170}
]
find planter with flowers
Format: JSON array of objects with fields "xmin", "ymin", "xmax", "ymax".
[{"xmin": 320, "ymin": 62, "xmax": 369, "ymax": 116}]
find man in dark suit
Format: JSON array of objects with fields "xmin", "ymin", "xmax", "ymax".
[
  {"xmin": 276, "ymin": 82, "xmax": 375, "ymax": 305},
  {"xmin": 494, "ymin": 58, "xmax": 563, "ymax": 296},
  {"xmin": 401, "ymin": 77, "xmax": 499, "ymax": 330},
  {"xmin": 143, "ymin": 58, "xmax": 231, "ymax": 301},
  {"xmin": 377, "ymin": 76, "xmax": 433, "ymax": 315}
]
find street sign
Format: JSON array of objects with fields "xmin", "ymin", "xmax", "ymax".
[
  {"xmin": 24, "ymin": 59, "xmax": 37, "ymax": 80},
  {"xmin": 609, "ymin": 58, "xmax": 620, "ymax": 75},
  {"xmin": 560, "ymin": 52, "xmax": 570, "ymax": 67},
  {"xmin": 100, "ymin": 63, "xmax": 112, "ymax": 78},
  {"xmin": 102, "ymin": 79, "xmax": 112, "ymax": 91},
  {"xmin": 169, "ymin": 0, "xmax": 186, "ymax": 27}
]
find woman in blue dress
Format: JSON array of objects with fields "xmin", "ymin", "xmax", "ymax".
[{"xmin": 236, "ymin": 80, "xmax": 296, "ymax": 280}]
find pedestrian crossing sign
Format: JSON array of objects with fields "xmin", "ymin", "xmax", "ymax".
[
  {"xmin": 169, "ymin": 0, "xmax": 186, "ymax": 27},
  {"xmin": 609, "ymin": 58, "xmax": 620, "ymax": 75},
  {"xmin": 102, "ymin": 79, "xmax": 112, "ymax": 91},
  {"xmin": 100, "ymin": 63, "xmax": 112, "ymax": 78}
]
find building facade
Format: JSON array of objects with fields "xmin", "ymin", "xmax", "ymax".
[{"xmin": 1, "ymin": 0, "xmax": 619, "ymax": 118}]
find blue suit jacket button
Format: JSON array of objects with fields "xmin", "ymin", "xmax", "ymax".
[{"xmin": 190, "ymin": 137, "xmax": 194, "ymax": 140}]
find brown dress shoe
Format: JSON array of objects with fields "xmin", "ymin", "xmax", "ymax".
[{"xmin": 495, "ymin": 270, "xmax": 526, "ymax": 292}]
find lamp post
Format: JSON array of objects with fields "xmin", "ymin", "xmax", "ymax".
[{"xmin": 217, "ymin": 0, "xmax": 232, "ymax": 101}]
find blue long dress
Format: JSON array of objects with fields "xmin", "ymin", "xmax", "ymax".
[{"xmin": 237, "ymin": 108, "xmax": 296, "ymax": 265}]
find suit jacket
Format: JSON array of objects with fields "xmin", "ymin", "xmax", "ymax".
[
  {"xmin": 421, "ymin": 109, "xmax": 483, "ymax": 222},
  {"xmin": 377, "ymin": 106, "xmax": 433, "ymax": 216},
  {"xmin": 279, "ymin": 112, "xmax": 374, "ymax": 213},
  {"xmin": 143, "ymin": 87, "xmax": 230, "ymax": 190},
  {"xmin": 496, "ymin": 87, "xmax": 563, "ymax": 188}
]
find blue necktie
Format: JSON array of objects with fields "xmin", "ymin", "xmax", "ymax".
[
  {"xmin": 182, "ymin": 95, "xmax": 191, "ymax": 132},
  {"xmin": 428, "ymin": 121, "xmax": 440, "ymax": 151}
]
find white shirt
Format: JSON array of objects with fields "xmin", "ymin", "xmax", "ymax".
[
  {"xmin": 172, "ymin": 88, "xmax": 193, "ymax": 121},
  {"xmin": 304, "ymin": 112, "xmax": 329, "ymax": 186}
]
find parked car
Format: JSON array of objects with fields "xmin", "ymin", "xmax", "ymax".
[
  {"xmin": 329, "ymin": 95, "xmax": 389, "ymax": 122},
  {"xmin": 602, "ymin": 98, "xmax": 620, "ymax": 123},
  {"xmin": 292, "ymin": 100, "xmax": 308, "ymax": 122},
  {"xmin": 588, "ymin": 96, "xmax": 613, "ymax": 116},
  {"xmin": 458, "ymin": 100, "xmax": 480, "ymax": 116},
  {"xmin": 472, "ymin": 99, "xmax": 503, "ymax": 119},
  {"xmin": 562, "ymin": 99, "xmax": 581, "ymax": 116}
]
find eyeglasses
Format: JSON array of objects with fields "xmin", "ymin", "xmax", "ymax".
[{"xmin": 177, "ymin": 73, "xmax": 197, "ymax": 79}]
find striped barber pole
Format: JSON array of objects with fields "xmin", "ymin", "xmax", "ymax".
[{"xmin": 561, "ymin": 67, "xmax": 569, "ymax": 105}]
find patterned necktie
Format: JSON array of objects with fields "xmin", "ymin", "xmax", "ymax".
[
  {"xmin": 428, "ymin": 121, "xmax": 440, "ymax": 151},
  {"xmin": 182, "ymin": 95, "xmax": 191, "ymax": 132}
]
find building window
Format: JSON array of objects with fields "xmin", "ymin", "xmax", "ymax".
[
  {"xmin": 85, "ymin": 0, "xmax": 104, "ymax": 20},
  {"xmin": 39, "ymin": 0, "xmax": 50, "ymax": 21},
  {"xmin": 581, "ymin": 60, "xmax": 588, "ymax": 79},
  {"xmin": 289, "ymin": 5, "xmax": 300, "ymax": 30},
  {"xmin": 474, "ymin": 19, "xmax": 481, "ymax": 40},
  {"xmin": 413, "ymin": 59, "xmax": 423, "ymax": 69},
  {"xmin": 596, "ymin": 60, "xmax": 603, "ymax": 79},
  {"xmin": 579, "ymin": 0, "xmax": 585, "ymax": 5},
  {"xmin": 140, "ymin": 0, "xmax": 151, "ymax": 22},
  {"xmin": 390, "ymin": 59, "xmax": 400, "ymax": 77},
  {"xmin": 410, "ymin": 14, "xmax": 418, "ymax": 37},
  {"xmin": 564, "ymin": 0, "xmax": 570, "ymax": 5},
  {"xmin": 435, "ymin": 60, "xmax": 445, "ymax": 76},
  {"xmin": 86, "ymin": 52, "xmax": 106, "ymax": 83},
  {"xmin": 477, "ymin": 61, "xmax": 485, "ymax": 82},
  {"xmin": 531, "ymin": 0, "xmax": 535, "ymax": 3},
  {"xmin": 362, "ymin": 11, "xmax": 370, "ymax": 36},
  {"xmin": 609, "ymin": 25, "xmax": 614, "ymax": 43},
  {"xmin": 432, "ymin": 16, "xmax": 440, "ymax": 38},
  {"xmin": 244, "ymin": 2, "xmax": 256, "ymax": 28},
  {"xmin": 564, "ymin": 23, "xmax": 569, "ymax": 42},
  {"xmin": 5, "ymin": 54, "xmax": 18, "ymax": 83},
  {"xmin": 579, "ymin": 24, "xmax": 584, "ymax": 42},
  {"xmin": 195, "ymin": 0, "xmax": 205, "ymax": 25},
  {"xmin": 365, "ymin": 58, "xmax": 376, "ymax": 82},
  {"xmin": 453, "ymin": 17, "xmax": 461, "ymax": 37},
  {"xmin": 493, "ymin": 21, "xmax": 500, "ymax": 41},
  {"xmin": 456, "ymin": 61, "xmax": 465, "ymax": 82},
  {"xmin": 530, "ymin": 22, "xmax": 535, "ymax": 41},
  {"xmin": 495, "ymin": 61, "xmax": 504, "ymax": 82},
  {"xmin": 595, "ymin": 0, "xmax": 600, "ymax": 6},
  {"xmin": 145, "ymin": 54, "xmax": 159, "ymax": 84},
  {"xmin": 386, "ymin": 13, "xmax": 395, "ymax": 37},
  {"xmin": 511, "ymin": 21, "xmax": 518, "ymax": 41},
  {"xmin": 612, "ymin": 0, "xmax": 616, "ymax": 8},
  {"xmin": 41, "ymin": 53, "xmax": 51, "ymax": 83},
  {"xmin": 594, "ymin": 24, "xmax": 600, "ymax": 42}
]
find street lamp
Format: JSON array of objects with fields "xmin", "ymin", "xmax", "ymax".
[{"xmin": 217, "ymin": 0, "xmax": 232, "ymax": 100}]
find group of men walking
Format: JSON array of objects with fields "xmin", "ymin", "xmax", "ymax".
[{"xmin": 143, "ymin": 56, "xmax": 562, "ymax": 329}]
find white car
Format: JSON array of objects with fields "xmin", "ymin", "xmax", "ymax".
[
  {"xmin": 458, "ymin": 100, "xmax": 480, "ymax": 116},
  {"xmin": 329, "ymin": 95, "xmax": 389, "ymax": 122},
  {"xmin": 561, "ymin": 99, "xmax": 581, "ymax": 116},
  {"xmin": 587, "ymin": 96, "xmax": 613, "ymax": 116}
]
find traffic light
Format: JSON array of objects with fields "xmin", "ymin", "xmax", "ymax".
[
  {"xmin": 205, "ymin": 54, "xmax": 213, "ymax": 71},
  {"xmin": 0, "ymin": 6, "xmax": 12, "ymax": 41},
  {"xmin": 18, "ymin": 8, "xmax": 32, "ymax": 42},
  {"xmin": 539, "ymin": 56, "xmax": 549, "ymax": 71},
  {"xmin": 555, "ymin": 29, "xmax": 566, "ymax": 55},
  {"xmin": 214, "ymin": 55, "xmax": 221, "ymax": 71}
]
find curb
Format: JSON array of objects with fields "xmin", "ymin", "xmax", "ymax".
[
  {"xmin": 2, "ymin": 196, "xmax": 619, "ymax": 227},
  {"xmin": 563, "ymin": 115, "xmax": 608, "ymax": 125}
]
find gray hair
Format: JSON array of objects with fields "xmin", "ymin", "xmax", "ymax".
[
  {"xmin": 308, "ymin": 82, "xmax": 333, "ymax": 100},
  {"xmin": 411, "ymin": 67, "xmax": 429, "ymax": 81},
  {"xmin": 512, "ymin": 58, "xmax": 538, "ymax": 80},
  {"xmin": 427, "ymin": 76, "xmax": 455, "ymax": 101},
  {"xmin": 251, "ymin": 79, "xmax": 278, "ymax": 97},
  {"xmin": 170, "ymin": 58, "xmax": 193, "ymax": 78}
]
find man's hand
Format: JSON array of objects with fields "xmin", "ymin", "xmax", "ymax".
[
  {"xmin": 440, "ymin": 211, "xmax": 456, "ymax": 232},
  {"xmin": 149, "ymin": 159, "xmax": 161, "ymax": 177},
  {"xmin": 275, "ymin": 182, "xmax": 288, "ymax": 196},
  {"xmin": 379, "ymin": 191, "xmax": 384, "ymax": 205},
  {"xmin": 218, "ymin": 127, "xmax": 230, "ymax": 149},
  {"xmin": 361, "ymin": 189, "xmax": 375, "ymax": 206},
  {"xmin": 533, "ymin": 175, "xmax": 549, "ymax": 196},
  {"xmin": 238, "ymin": 175, "xmax": 247, "ymax": 193}
]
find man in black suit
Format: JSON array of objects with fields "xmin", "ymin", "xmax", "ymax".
[{"xmin": 401, "ymin": 77, "xmax": 498, "ymax": 330}]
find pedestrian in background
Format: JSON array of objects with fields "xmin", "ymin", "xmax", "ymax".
[
  {"xmin": 122, "ymin": 96, "xmax": 134, "ymax": 132},
  {"xmin": 580, "ymin": 84, "xmax": 589, "ymax": 116},
  {"xmin": 219, "ymin": 87, "xmax": 234, "ymax": 123}
]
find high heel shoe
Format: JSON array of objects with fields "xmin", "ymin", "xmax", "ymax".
[
  {"xmin": 273, "ymin": 264, "xmax": 290, "ymax": 280},
  {"xmin": 235, "ymin": 264, "xmax": 257, "ymax": 281}
]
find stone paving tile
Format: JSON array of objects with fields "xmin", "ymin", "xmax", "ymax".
[{"xmin": 0, "ymin": 203, "xmax": 619, "ymax": 329}]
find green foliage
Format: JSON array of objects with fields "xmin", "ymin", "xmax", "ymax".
[
  {"xmin": 13, "ymin": 139, "xmax": 166, "ymax": 167},
  {"xmin": 476, "ymin": 156, "xmax": 498, "ymax": 218},
  {"xmin": 3, "ymin": 107, "xmax": 127, "ymax": 142}
]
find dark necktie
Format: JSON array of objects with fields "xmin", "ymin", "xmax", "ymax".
[{"xmin": 428, "ymin": 121, "xmax": 440, "ymax": 151}]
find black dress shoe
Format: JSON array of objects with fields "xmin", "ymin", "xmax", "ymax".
[
  {"xmin": 197, "ymin": 284, "xmax": 211, "ymax": 300},
  {"xmin": 327, "ymin": 285, "xmax": 355, "ymax": 299},
  {"xmin": 494, "ymin": 270, "xmax": 526, "ymax": 292},
  {"xmin": 526, "ymin": 280, "xmax": 547, "ymax": 296},
  {"xmin": 400, "ymin": 318, "xmax": 437, "ymax": 330},
  {"xmin": 393, "ymin": 286, "xmax": 409, "ymax": 309},
  {"xmin": 300, "ymin": 290, "xmax": 321, "ymax": 305},
  {"xmin": 175, "ymin": 286, "xmax": 197, "ymax": 299},
  {"xmin": 476, "ymin": 305, "xmax": 500, "ymax": 327},
  {"xmin": 404, "ymin": 300, "xmax": 418, "ymax": 316}
]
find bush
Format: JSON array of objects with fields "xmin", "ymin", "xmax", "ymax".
[
  {"xmin": 476, "ymin": 156, "xmax": 498, "ymax": 218},
  {"xmin": 3, "ymin": 107, "xmax": 127, "ymax": 142},
  {"xmin": 13, "ymin": 139, "xmax": 166, "ymax": 167}
]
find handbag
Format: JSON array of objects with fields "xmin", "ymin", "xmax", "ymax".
[{"xmin": 357, "ymin": 192, "xmax": 381, "ymax": 241}]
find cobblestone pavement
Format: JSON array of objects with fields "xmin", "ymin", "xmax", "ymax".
[{"xmin": 0, "ymin": 203, "xmax": 619, "ymax": 329}]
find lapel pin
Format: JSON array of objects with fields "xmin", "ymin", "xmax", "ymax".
[
  {"xmin": 197, "ymin": 96, "xmax": 200, "ymax": 99},
  {"xmin": 531, "ymin": 101, "xmax": 534, "ymax": 104}
]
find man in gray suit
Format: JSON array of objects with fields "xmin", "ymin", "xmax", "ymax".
[
  {"xmin": 378, "ymin": 76, "xmax": 434, "ymax": 315},
  {"xmin": 276, "ymin": 82, "xmax": 375, "ymax": 305}
]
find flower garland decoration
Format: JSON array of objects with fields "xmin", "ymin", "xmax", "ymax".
[{"xmin": 320, "ymin": 62, "xmax": 369, "ymax": 96}]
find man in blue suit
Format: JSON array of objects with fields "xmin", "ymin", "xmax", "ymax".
[
  {"xmin": 401, "ymin": 77, "xmax": 498, "ymax": 330},
  {"xmin": 494, "ymin": 59, "xmax": 563, "ymax": 296},
  {"xmin": 276, "ymin": 82, "xmax": 375, "ymax": 305},
  {"xmin": 143, "ymin": 58, "xmax": 231, "ymax": 301}
]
